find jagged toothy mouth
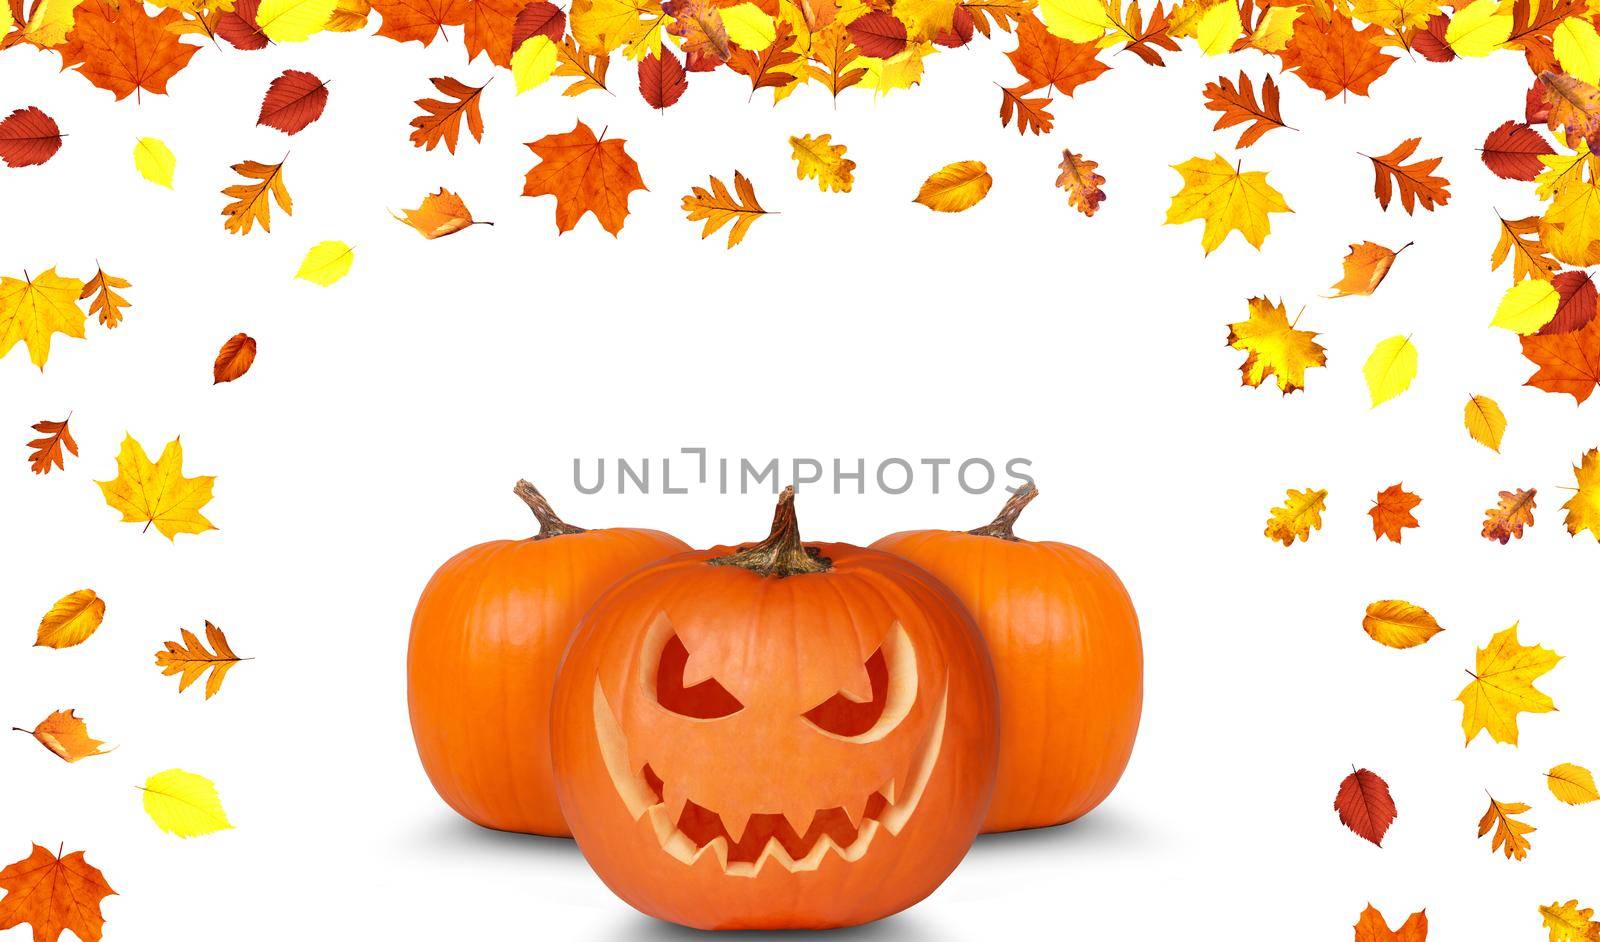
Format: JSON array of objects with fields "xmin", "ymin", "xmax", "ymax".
[{"xmin": 592, "ymin": 681, "xmax": 948, "ymax": 877}]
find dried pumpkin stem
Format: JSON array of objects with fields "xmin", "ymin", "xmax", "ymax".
[
  {"xmin": 709, "ymin": 486, "xmax": 832, "ymax": 577},
  {"xmin": 514, "ymin": 479, "xmax": 586, "ymax": 540},
  {"xmin": 967, "ymin": 483, "xmax": 1038, "ymax": 541}
]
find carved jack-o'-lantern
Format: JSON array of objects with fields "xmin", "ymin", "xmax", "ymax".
[{"xmin": 549, "ymin": 488, "xmax": 999, "ymax": 930}]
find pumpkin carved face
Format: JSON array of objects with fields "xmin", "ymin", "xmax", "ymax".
[{"xmin": 550, "ymin": 490, "xmax": 998, "ymax": 930}]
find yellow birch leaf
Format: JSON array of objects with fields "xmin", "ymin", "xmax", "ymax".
[
  {"xmin": 18, "ymin": 709, "xmax": 112, "ymax": 762},
  {"xmin": 1039, "ymin": 0, "xmax": 1111, "ymax": 40},
  {"xmin": 1545, "ymin": 764, "xmax": 1599, "ymax": 804},
  {"xmin": 255, "ymin": 0, "xmax": 337, "ymax": 41},
  {"xmin": 1362, "ymin": 600, "xmax": 1444, "ymax": 648},
  {"xmin": 1493, "ymin": 278, "xmax": 1560, "ymax": 333},
  {"xmin": 133, "ymin": 138, "xmax": 176, "ymax": 189},
  {"xmin": 1195, "ymin": 0, "xmax": 1242, "ymax": 54},
  {"xmin": 1458, "ymin": 623, "xmax": 1560, "ymax": 746},
  {"xmin": 512, "ymin": 35, "xmax": 559, "ymax": 92},
  {"xmin": 1563, "ymin": 447, "xmax": 1600, "ymax": 539},
  {"xmin": 0, "ymin": 268, "xmax": 87, "ymax": 370},
  {"xmin": 1264, "ymin": 487, "xmax": 1326, "ymax": 545},
  {"xmin": 1464, "ymin": 394, "xmax": 1507, "ymax": 452},
  {"xmin": 1556, "ymin": 18, "xmax": 1600, "ymax": 86},
  {"xmin": 295, "ymin": 241, "xmax": 354, "ymax": 286},
  {"xmin": 140, "ymin": 769, "xmax": 233, "ymax": 837},
  {"xmin": 721, "ymin": 1, "xmax": 775, "ymax": 48},
  {"xmin": 1445, "ymin": 0, "xmax": 1511, "ymax": 56},
  {"xmin": 0, "ymin": 2, "xmax": 11, "ymax": 35},
  {"xmin": 1362, "ymin": 335, "xmax": 1416, "ymax": 406},
  {"xmin": 914, "ymin": 160, "xmax": 992, "ymax": 212},
  {"xmin": 35, "ymin": 590, "xmax": 105, "ymax": 649},
  {"xmin": 96, "ymin": 435, "xmax": 217, "ymax": 540},
  {"xmin": 1165, "ymin": 154, "xmax": 1291, "ymax": 254}
]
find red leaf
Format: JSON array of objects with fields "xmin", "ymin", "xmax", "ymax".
[
  {"xmin": 1527, "ymin": 79, "xmax": 1551, "ymax": 124},
  {"xmin": 1481, "ymin": 120, "xmax": 1553, "ymax": 181},
  {"xmin": 1412, "ymin": 13, "xmax": 1454, "ymax": 62},
  {"xmin": 512, "ymin": 0, "xmax": 565, "ymax": 48},
  {"xmin": 216, "ymin": 0, "xmax": 269, "ymax": 50},
  {"xmin": 257, "ymin": 70, "xmax": 329, "ymax": 135},
  {"xmin": 845, "ymin": 11, "xmax": 907, "ymax": 58},
  {"xmin": 1542, "ymin": 270, "xmax": 1598, "ymax": 334},
  {"xmin": 214, "ymin": 333, "xmax": 257, "ymax": 384},
  {"xmin": 638, "ymin": 48, "xmax": 687, "ymax": 110},
  {"xmin": 1335, "ymin": 768, "xmax": 1397, "ymax": 847},
  {"xmin": 0, "ymin": 107, "xmax": 63, "ymax": 168},
  {"xmin": 933, "ymin": 5, "xmax": 973, "ymax": 47}
]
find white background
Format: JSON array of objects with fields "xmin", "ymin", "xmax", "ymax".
[{"xmin": 3, "ymin": 20, "xmax": 1599, "ymax": 940}]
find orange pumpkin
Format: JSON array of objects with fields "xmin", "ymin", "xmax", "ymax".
[
  {"xmin": 873, "ymin": 484, "xmax": 1142, "ymax": 833},
  {"xmin": 408, "ymin": 481, "xmax": 688, "ymax": 836},
  {"xmin": 549, "ymin": 488, "xmax": 998, "ymax": 930}
]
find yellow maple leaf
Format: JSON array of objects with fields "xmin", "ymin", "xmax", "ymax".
[
  {"xmin": 0, "ymin": 268, "xmax": 87, "ymax": 370},
  {"xmin": 1464, "ymin": 394, "xmax": 1507, "ymax": 452},
  {"xmin": 1264, "ymin": 487, "xmax": 1326, "ymax": 546},
  {"xmin": 1478, "ymin": 795, "xmax": 1534, "ymax": 859},
  {"xmin": 1546, "ymin": 764, "xmax": 1600, "ymax": 805},
  {"xmin": 35, "ymin": 589, "xmax": 106, "ymax": 649},
  {"xmin": 1362, "ymin": 600, "xmax": 1444, "ymax": 649},
  {"xmin": 790, "ymin": 133, "xmax": 855, "ymax": 193},
  {"xmin": 16, "ymin": 709, "xmax": 113, "ymax": 763},
  {"xmin": 140, "ymin": 768, "xmax": 233, "ymax": 838},
  {"xmin": 1541, "ymin": 177, "xmax": 1600, "ymax": 266},
  {"xmin": 97, "ymin": 435, "xmax": 217, "ymax": 540},
  {"xmin": 1363, "ymin": 334, "xmax": 1417, "ymax": 407},
  {"xmin": 1562, "ymin": 447, "xmax": 1600, "ymax": 539},
  {"xmin": 1458, "ymin": 623, "xmax": 1560, "ymax": 746},
  {"xmin": 1165, "ymin": 154, "xmax": 1291, "ymax": 254},
  {"xmin": 1226, "ymin": 297, "xmax": 1326, "ymax": 394}
]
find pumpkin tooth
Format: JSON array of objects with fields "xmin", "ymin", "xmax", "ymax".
[
  {"xmin": 778, "ymin": 806, "xmax": 815, "ymax": 838},
  {"xmin": 661, "ymin": 781, "xmax": 691, "ymax": 828},
  {"xmin": 880, "ymin": 683, "xmax": 948, "ymax": 837},
  {"xmin": 839, "ymin": 818, "xmax": 881, "ymax": 862},
  {"xmin": 843, "ymin": 792, "xmax": 872, "ymax": 829},
  {"xmin": 753, "ymin": 835, "xmax": 797, "ymax": 875},
  {"xmin": 690, "ymin": 835, "xmax": 729, "ymax": 870},
  {"xmin": 792, "ymin": 832, "xmax": 839, "ymax": 871},
  {"xmin": 720, "ymin": 807, "xmax": 754, "ymax": 844},
  {"xmin": 878, "ymin": 777, "xmax": 898, "ymax": 806}
]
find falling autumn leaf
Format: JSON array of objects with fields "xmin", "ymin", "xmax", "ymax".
[
  {"xmin": 1447, "ymin": 0, "xmax": 1512, "ymax": 55},
  {"xmin": 1493, "ymin": 214, "xmax": 1559, "ymax": 283},
  {"xmin": 1005, "ymin": 16, "xmax": 1109, "ymax": 100},
  {"xmin": 1353, "ymin": 905, "xmax": 1428, "ymax": 942},
  {"xmin": 1366, "ymin": 138, "xmax": 1450, "ymax": 213},
  {"xmin": 133, "ymin": 137, "xmax": 175, "ymax": 188},
  {"xmin": 0, "ymin": 268, "xmax": 87, "ymax": 370},
  {"xmin": 79, "ymin": 265, "xmax": 131, "ymax": 328},
  {"xmin": 1482, "ymin": 488, "xmax": 1537, "ymax": 543},
  {"xmin": 26, "ymin": 416, "xmax": 76, "ymax": 474},
  {"xmin": 1494, "ymin": 278, "xmax": 1560, "ymax": 334},
  {"xmin": 513, "ymin": 0, "xmax": 566, "ymax": 46},
  {"xmin": 394, "ymin": 188, "xmax": 489, "ymax": 239},
  {"xmin": 728, "ymin": 19, "xmax": 802, "ymax": 97},
  {"xmin": 156, "ymin": 621, "xmax": 247, "ymax": 698},
  {"xmin": 14, "ymin": 709, "xmax": 112, "ymax": 762},
  {"xmin": 1545, "ymin": 764, "xmax": 1599, "ymax": 805},
  {"xmin": 1522, "ymin": 314, "xmax": 1600, "ymax": 402},
  {"xmin": 1481, "ymin": 120, "xmax": 1555, "ymax": 181},
  {"xmin": 1540, "ymin": 70, "xmax": 1600, "ymax": 146},
  {"xmin": 371, "ymin": 0, "xmax": 467, "ymax": 47},
  {"xmin": 97, "ymin": 434, "xmax": 217, "ymax": 540},
  {"xmin": 220, "ymin": 158, "xmax": 292, "ymax": 235},
  {"xmin": 1329, "ymin": 241, "xmax": 1409, "ymax": 298},
  {"xmin": 58, "ymin": 0, "xmax": 201, "ymax": 101},
  {"xmin": 1542, "ymin": 270, "xmax": 1597, "ymax": 334},
  {"xmin": 846, "ymin": 9, "xmax": 908, "ymax": 57},
  {"xmin": 1369, "ymin": 484, "xmax": 1421, "ymax": 542},
  {"xmin": 638, "ymin": 48, "xmax": 687, "ymax": 108},
  {"xmin": 682, "ymin": 171, "xmax": 772, "ymax": 248},
  {"xmin": 216, "ymin": 0, "xmax": 271, "ymax": 48},
  {"xmin": 1264, "ymin": 487, "xmax": 1327, "ymax": 546},
  {"xmin": 790, "ymin": 133, "xmax": 855, "ymax": 194},
  {"xmin": 1363, "ymin": 600, "xmax": 1442, "ymax": 648},
  {"xmin": 1165, "ymin": 154, "xmax": 1291, "ymax": 254},
  {"xmin": 553, "ymin": 38, "xmax": 611, "ymax": 96},
  {"xmin": 512, "ymin": 35, "xmax": 559, "ymax": 92},
  {"xmin": 295, "ymin": 241, "xmax": 355, "ymax": 286},
  {"xmin": 35, "ymin": 589, "xmax": 105, "ymax": 649},
  {"xmin": 1562, "ymin": 447, "xmax": 1600, "ymax": 539},
  {"xmin": 914, "ymin": 160, "xmax": 992, "ymax": 213},
  {"xmin": 258, "ymin": 69, "xmax": 330, "ymax": 135},
  {"xmin": 522, "ymin": 121, "xmax": 646, "ymax": 236},
  {"xmin": 1335, "ymin": 767, "xmax": 1397, "ymax": 846},
  {"xmin": 213, "ymin": 333, "xmax": 257, "ymax": 384},
  {"xmin": 1363, "ymin": 335, "xmax": 1417, "ymax": 406},
  {"xmin": 140, "ymin": 768, "xmax": 233, "ymax": 838},
  {"xmin": 1458, "ymin": 623, "xmax": 1560, "ymax": 745},
  {"xmin": 1463, "ymin": 395, "xmax": 1507, "ymax": 452},
  {"xmin": 1202, "ymin": 73, "xmax": 1289, "ymax": 148},
  {"xmin": 1282, "ymin": 14, "xmax": 1396, "ymax": 98},
  {"xmin": 1539, "ymin": 900, "xmax": 1600, "ymax": 942},
  {"xmin": 1056, "ymin": 149, "xmax": 1106, "ymax": 217},
  {"xmin": 1227, "ymin": 297, "xmax": 1326, "ymax": 395},
  {"xmin": 1478, "ymin": 795, "xmax": 1534, "ymax": 860},
  {"xmin": 0, "ymin": 844, "xmax": 115, "ymax": 942},
  {"xmin": 410, "ymin": 76, "xmax": 488, "ymax": 153},
  {"xmin": 256, "ymin": 0, "xmax": 339, "ymax": 42},
  {"xmin": 0, "ymin": 107, "xmax": 62, "ymax": 168}
]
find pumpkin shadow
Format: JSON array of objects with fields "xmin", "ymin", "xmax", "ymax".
[
  {"xmin": 614, "ymin": 912, "xmax": 951, "ymax": 941},
  {"xmin": 410, "ymin": 814, "xmax": 585, "ymax": 861},
  {"xmin": 964, "ymin": 808, "xmax": 1155, "ymax": 858}
]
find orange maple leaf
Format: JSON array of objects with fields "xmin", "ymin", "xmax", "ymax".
[
  {"xmin": 1006, "ymin": 15, "xmax": 1108, "ymax": 97},
  {"xmin": 370, "ymin": 0, "xmax": 466, "ymax": 45},
  {"xmin": 0, "ymin": 843, "xmax": 116, "ymax": 942},
  {"xmin": 522, "ymin": 120, "xmax": 646, "ymax": 236},
  {"xmin": 1283, "ymin": 13, "xmax": 1395, "ymax": 100},
  {"xmin": 58, "ymin": 0, "xmax": 201, "ymax": 102},
  {"xmin": 1354, "ymin": 904, "xmax": 1428, "ymax": 941},
  {"xmin": 1365, "ymin": 138, "xmax": 1450, "ymax": 213},
  {"xmin": 463, "ymin": 0, "xmax": 520, "ymax": 66},
  {"xmin": 1369, "ymin": 483, "xmax": 1421, "ymax": 542},
  {"xmin": 1522, "ymin": 314, "xmax": 1600, "ymax": 402},
  {"xmin": 1483, "ymin": 488, "xmax": 1537, "ymax": 543},
  {"xmin": 26, "ymin": 416, "xmax": 76, "ymax": 475},
  {"xmin": 409, "ymin": 76, "xmax": 488, "ymax": 153},
  {"xmin": 1203, "ymin": 72, "xmax": 1290, "ymax": 148}
]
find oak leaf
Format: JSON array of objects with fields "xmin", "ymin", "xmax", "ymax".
[
  {"xmin": 1366, "ymin": 138, "xmax": 1449, "ymax": 213},
  {"xmin": 371, "ymin": 0, "xmax": 465, "ymax": 45},
  {"xmin": 1202, "ymin": 72, "xmax": 1288, "ymax": 148},
  {"xmin": 220, "ymin": 159, "xmax": 291, "ymax": 235},
  {"xmin": 97, "ymin": 434, "xmax": 217, "ymax": 540},
  {"xmin": 522, "ymin": 120, "xmax": 646, "ymax": 236},
  {"xmin": 682, "ymin": 171, "xmax": 771, "ymax": 248},
  {"xmin": 1226, "ymin": 297, "xmax": 1325, "ymax": 395},
  {"xmin": 1541, "ymin": 70, "xmax": 1600, "ymax": 147},
  {"xmin": 1545, "ymin": 764, "xmax": 1599, "ymax": 805},
  {"xmin": 914, "ymin": 160, "xmax": 992, "ymax": 213},
  {"xmin": 394, "ymin": 188, "xmax": 489, "ymax": 239},
  {"xmin": 1563, "ymin": 447, "xmax": 1600, "ymax": 539},
  {"xmin": 1464, "ymin": 394, "xmax": 1506, "ymax": 451},
  {"xmin": 213, "ymin": 333, "xmax": 256, "ymax": 383},
  {"xmin": 1478, "ymin": 795, "xmax": 1534, "ymax": 859},
  {"xmin": 1335, "ymin": 767, "xmax": 1396, "ymax": 846},
  {"xmin": 409, "ymin": 77, "xmax": 487, "ymax": 153},
  {"xmin": 1369, "ymin": 484, "xmax": 1420, "ymax": 542},
  {"xmin": 1264, "ymin": 487, "xmax": 1326, "ymax": 546},
  {"xmin": 1482, "ymin": 120, "xmax": 1554, "ymax": 181},
  {"xmin": 1539, "ymin": 900, "xmax": 1600, "ymax": 942},
  {"xmin": 0, "ymin": 107, "xmax": 62, "ymax": 168},
  {"xmin": 1329, "ymin": 241, "xmax": 1408, "ymax": 298},
  {"xmin": 790, "ymin": 133, "xmax": 854, "ymax": 193},
  {"xmin": 1482, "ymin": 488, "xmax": 1536, "ymax": 543},
  {"xmin": 79, "ymin": 265, "xmax": 130, "ymax": 327},
  {"xmin": 258, "ymin": 69, "xmax": 329, "ymax": 135},
  {"xmin": 1354, "ymin": 906, "xmax": 1428, "ymax": 942},
  {"xmin": 58, "ymin": 0, "xmax": 200, "ymax": 101},
  {"xmin": 15, "ymin": 709, "xmax": 111, "ymax": 762},
  {"xmin": 1164, "ymin": 154, "xmax": 1290, "ymax": 254},
  {"xmin": 1459, "ymin": 623, "xmax": 1559, "ymax": 744},
  {"xmin": 1056, "ymin": 148, "xmax": 1105, "ymax": 217},
  {"xmin": 1522, "ymin": 315, "xmax": 1600, "ymax": 401},
  {"xmin": 35, "ymin": 589, "xmax": 104, "ymax": 649},
  {"xmin": 0, "ymin": 844, "xmax": 115, "ymax": 942},
  {"xmin": 1363, "ymin": 600, "xmax": 1441, "ymax": 648},
  {"xmin": 1283, "ymin": 13, "xmax": 1395, "ymax": 99},
  {"xmin": 26, "ymin": 416, "xmax": 76, "ymax": 474},
  {"xmin": 1363, "ymin": 335, "xmax": 1417, "ymax": 406},
  {"xmin": 0, "ymin": 268, "xmax": 86, "ymax": 370},
  {"xmin": 156, "ymin": 621, "xmax": 246, "ymax": 698},
  {"xmin": 638, "ymin": 48, "xmax": 687, "ymax": 109},
  {"xmin": 141, "ymin": 768, "xmax": 233, "ymax": 837}
]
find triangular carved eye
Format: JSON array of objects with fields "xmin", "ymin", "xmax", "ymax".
[
  {"xmin": 802, "ymin": 649, "xmax": 888, "ymax": 738},
  {"xmin": 655, "ymin": 634, "xmax": 742, "ymax": 719}
]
